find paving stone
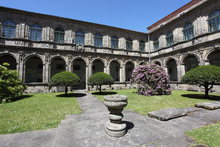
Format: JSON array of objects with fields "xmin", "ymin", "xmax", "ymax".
[
  {"xmin": 148, "ymin": 108, "xmax": 187, "ymax": 121},
  {"xmin": 195, "ymin": 101, "xmax": 220, "ymax": 110}
]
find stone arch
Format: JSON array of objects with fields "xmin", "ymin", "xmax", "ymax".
[
  {"xmin": 139, "ymin": 61, "xmax": 147, "ymax": 65},
  {"xmin": 0, "ymin": 53, "xmax": 17, "ymax": 70},
  {"xmin": 166, "ymin": 58, "xmax": 178, "ymax": 81},
  {"xmin": 50, "ymin": 57, "xmax": 66, "ymax": 78},
  {"xmin": 92, "ymin": 59, "xmax": 104, "ymax": 74},
  {"xmin": 207, "ymin": 49, "xmax": 220, "ymax": 66},
  {"xmin": 154, "ymin": 60, "xmax": 161, "ymax": 66},
  {"xmin": 24, "ymin": 54, "xmax": 44, "ymax": 64},
  {"xmin": 125, "ymin": 61, "xmax": 135, "ymax": 82},
  {"xmin": 72, "ymin": 58, "xmax": 86, "ymax": 89},
  {"xmin": 110, "ymin": 60, "xmax": 120, "ymax": 82},
  {"xmin": 183, "ymin": 54, "xmax": 199, "ymax": 72},
  {"xmin": 25, "ymin": 56, "xmax": 43, "ymax": 83}
]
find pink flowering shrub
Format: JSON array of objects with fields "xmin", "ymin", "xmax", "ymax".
[{"xmin": 131, "ymin": 64, "xmax": 171, "ymax": 96}]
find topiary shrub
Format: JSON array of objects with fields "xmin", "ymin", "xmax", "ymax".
[
  {"xmin": 49, "ymin": 71, "xmax": 80, "ymax": 96},
  {"xmin": 182, "ymin": 65, "xmax": 220, "ymax": 98},
  {"xmin": 131, "ymin": 64, "xmax": 171, "ymax": 96},
  {"xmin": 0, "ymin": 63, "xmax": 26, "ymax": 103},
  {"xmin": 88, "ymin": 72, "xmax": 114, "ymax": 93}
]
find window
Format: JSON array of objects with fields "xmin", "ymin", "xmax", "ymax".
[
  {"xmin": 126, "ymin": 39, "xmax": 132, "ymax": 51},
  {"xmin": 208, "ymin": 10, "xmax": 220, "ymax": 32},
  {"xmin": 75, "ymin": 31, "xmax": 85, "ymax": 45},
  {"xmin": 139, "ymin": 41, "xmax": 145, "ymax": 52},
  {"xmin": 153, "ymin": 38, "xmax": 159, "ymax": 50},
  {"xmin": 54, "ymin": 28, "xmax": 64, "ymax": 43},
  {"xmin": 29, "ymin": 24, "xmax": 42, "ymax": 41},
  {"xmin": 2, "ymin": 20, "xmax": 16, "ymax": 38},
  {"xmin": 183, "ymin": 23, "xmax": 194, "ymax": 41},
  {"xmin": 166, "ymin": 32, "xmax": 173, "ymax": 47},
  {"xmin": 111, "ymin": 36, "xmax": 118, "ymax": 49},
  {"xmin": 94, "ymin": 33, "xmax": 103, "ymax": 47}
]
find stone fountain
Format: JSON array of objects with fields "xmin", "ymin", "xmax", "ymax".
[{"xmin": 104, "ymin": 95, "xmax": 128, "ymax": 137}]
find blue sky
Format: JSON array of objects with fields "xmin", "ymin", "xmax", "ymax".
[{"xmin": 0, "ymin": 0, "xmax": 191, "ymax": 32}]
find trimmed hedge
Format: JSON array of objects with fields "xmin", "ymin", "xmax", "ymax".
[
  {"xmin": 88, "ymin": 72, "xmax": 114, "ymax": 93},
  {"xmin": 182, "ymin": 65, "xmax": 220, "ymax": 97},
  {"xmin": 49, "ymin": 71, "xmax": 80, "ymax": 95}
]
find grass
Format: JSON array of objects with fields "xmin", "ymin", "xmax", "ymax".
[
  {"xmin": 92, "ymin": 89, "xmax": 220, "ymax": 115},
  {"xmin": 0, "ymin": 92, "xmax": 81, "ymax": 134},
  {"xmin": 186, "ymin": 122, "xmax": 220, "ymax": 147}
]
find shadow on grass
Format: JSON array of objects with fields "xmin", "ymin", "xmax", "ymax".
[
  {"xmin": 11, "ymin": 95, "xmax": 33, "ymax": 102},
  {"xmin": 182, "ymin": 94, "xmax": 220, "ymax": 100},
  {"xmin": 56, "ymin": 93, "xmax": 86, "ymax": 98},
  {"xmin": 123, "ymin": 121, "xmax": 134, "ymax": 130},
  {"xmin": 91, "ymin": 92, "xmax": 117, "ymax": 95}
]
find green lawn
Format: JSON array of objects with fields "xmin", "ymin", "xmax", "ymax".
[
  {"xmin": 0, "ymin": 93, "xmax": 81, "ymax": 134},
  {"xmin": 186, "ymin": 122, "xmax": 220, "ymax": 147},
  {"xmin": 92, "ymin": 89, "xmax": 220, "ymax": 115}
]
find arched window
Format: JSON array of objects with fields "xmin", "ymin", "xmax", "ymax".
[
  {"xmin": 166, "ymin": 32, "xmax": 173, "ymax": 47},
  {"xmin": 126, "ymin": 39, "xmax": 133, "ymax": 51},
  {"xmin": 111, "ymin": 36, "xmax": 118, "ymax": 49},
  {"xmin": 153, "ymin": 38, "xmax": 159, "ymax": 50},
  {"xmin": 75, "ymin": 31, "xmax": 85, "ymax": 45},
  {"xmin": 208, "ymin": 10, "xmax": 220, "ymax": 32},
  {"xmin": 94, "ymin": 33, "xmax": 103, "ymax": 47},
  {"xmin": 29, "ymin": 24, "xmax": 42, "ymax": 41},
  {"xmin": 54, "ymin": 28, "xmax": 64, "ymax": 43},
  {"xmin": 183, "ymin": 23, "xmax": 194, "ymax": 41},
  {"xmin": 139, "ymin": 41, "xmax": 145, "ymax": 52},
  {"xmin": 2, "ymin": 20, "xmax": 16, "ymax": 38}
]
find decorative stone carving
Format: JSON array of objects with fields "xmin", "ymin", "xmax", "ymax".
[{"xmin": 104, "ymin": 95, "xmax": 128, "ymax": 137}]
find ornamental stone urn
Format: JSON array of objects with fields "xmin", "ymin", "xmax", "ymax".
[{"xmin": 104, "ymin": 95, "xmax": 128, "ymax": 137}]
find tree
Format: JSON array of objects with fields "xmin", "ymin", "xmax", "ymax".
[
  {"xmin": 88, "ymin": 72, "xmax": 114, "ymax": 93},
  {"xmin": 182, "ymin": 65, "xmax": 220, "ymax": 98},
  {"xmin": 0, "ymin": 63, "xmax": 26, "ymax": 103},
  {"xmin": 131, "ymin": 64, "xmax": 171, "ymax": 96},
  {"xmin": 49, "ymin": 71, "xmax": 80, "ymax": 96}
]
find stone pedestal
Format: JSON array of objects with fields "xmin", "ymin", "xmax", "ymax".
[{"xmin": 104, "ymin": 95, "xmax": 128, "ymax": 137}]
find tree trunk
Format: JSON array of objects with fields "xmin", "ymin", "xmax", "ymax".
[
  {"xmin": 204, "ymin": 85, "xmax": 209, "ymax": 98},
  {"xmin": 99, "ymin": 85, "xmax": 102, "ymax": 93},
  {"xmin": 65, "ymin": 86, "xmax": 68, "ymax": 96}
]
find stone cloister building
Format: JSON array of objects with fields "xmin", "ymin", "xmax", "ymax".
[{"xmin": 0, "ymin": 0, "xmax": 220, "ymax": 92}]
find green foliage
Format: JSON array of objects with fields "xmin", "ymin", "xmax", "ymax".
[
  {"xmin": 182, "ymin": 65, "xmax": 220, "ymax": 97},
  {"xmin": 49, "ymin": 71, "xmax": 80, "ymax": 95},
  {"xmin": 49, "ymin": 71, "xmax": 80, "ymax": 87},
  {"xmin": 0, "ymin": 63, "xmax": 26, "ymax": 103},
  {"xmin": 88, "ymin": 72, "xmax": 114, "ymax": 93}
]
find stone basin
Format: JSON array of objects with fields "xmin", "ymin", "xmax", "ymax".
[{"xmin": 104, "ymin": 95, "xmax": 128, "ymax": 137}]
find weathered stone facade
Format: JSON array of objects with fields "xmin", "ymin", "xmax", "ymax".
[
  {"xmin": 0, "ymin": 7, "xmax": 148, "ymax": 92},
  {"xmin": 148, "ymin": 0, "xmax": 220, "ymax": 92},
  {"xmin": 0, "ymin": 0, "xmax": 220, "ymax": 93}
]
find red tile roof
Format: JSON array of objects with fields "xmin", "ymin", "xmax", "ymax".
[{"xmin": 147, "ymin": 0, "xmax": 203, "ymax": 31}]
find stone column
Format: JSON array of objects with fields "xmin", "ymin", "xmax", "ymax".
[
  {"xmin": 120, "ymin": 64, "xmax": 125, "ymax": 82},
  {"xmin": 67, "ymin": 56, "xmax": 73, "ymax": 72},
  {"xmin": 85, "ymin": 64, "xmax": 89, "ymax": 90},
  {"xmin": 44, "ymin": 54, "xmax": 50, "ymax": 83},
  {"xmin": 177, "ymin": 63, "xmax": 182, "ymax": 82},
  {"xmin": 18, "ymin": 52, "xmax": 24, "ymax": 82},
  {"xmin": 180, "ymin": 64, "xmax": 185, "ymax": 79}
]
